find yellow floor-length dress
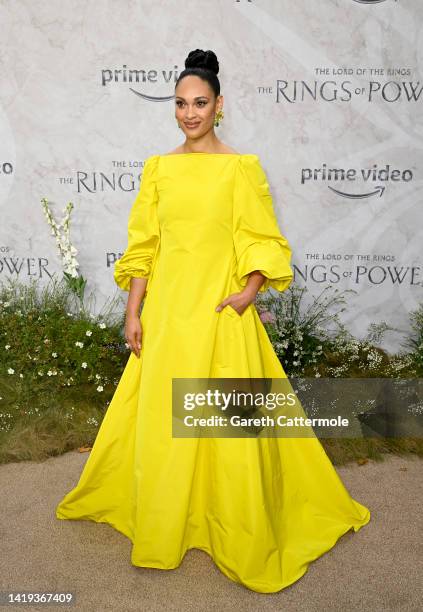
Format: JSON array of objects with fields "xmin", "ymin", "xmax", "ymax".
[{"xmin": 56, "ymin": 153, "xmax": 371, "ymax": 593}]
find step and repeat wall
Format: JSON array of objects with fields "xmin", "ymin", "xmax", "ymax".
[{"xmin": 0, "ymin": 0, "xmax": 421, "ymax": 352}]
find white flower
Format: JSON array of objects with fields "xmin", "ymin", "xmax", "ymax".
[
  {"xmin": 5, "ymin": 345, "xmax": 10, "ymax": 350},
  {"xmin": 95, "ymin": 374, "xmax": 101, "ymax": 379},
  {"xmin": 81, "ymin": 362, "xmax": 87, "ymax": 368},
  {"xmin": 38, "ymin": 371, "xmax": 44, "ymax": 376},
  {"xmin": 85, "ymin": 330, "xmax": 92, "ymax": 336},
  {"xmin": 47, "ymin": 370, "xmax": 53, "ymax": 376},
  {"xmin": 41, "ymin": 198, "xmax": 81, "ymax": 276},
  {"xmin": 7, "ymin": 368, "xmax": 14, "ymax": 374},
  {"xmin": 52, "ymin": 352, "xmax": 58, "ymax": 358},
  {"xmin": 19, "ymin": 373, "xmax": 23, "ymax": 378},
  {"xmin": 96, "ymin": 385, "xmax": 104, "ymax": 392},
  {"xmin": 75, "ymin": 341, "xmax": 84, "ymax": 348},
  {"xmin": 99, "ymin": 323, "xmax": 106, "ymax": 329}
]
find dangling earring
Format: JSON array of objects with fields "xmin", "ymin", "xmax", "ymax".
[
  {"xmin": 177, "ymin": 121, "xmax": 181, "ymax": 129},
  {"xmin": 214, "ymin": 109, "xmax": 224, "ymax": 127}
]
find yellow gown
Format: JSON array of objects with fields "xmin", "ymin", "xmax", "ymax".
[{"xmin": 56, "ymin": 153, "xmax": 370, "ymax": 593}]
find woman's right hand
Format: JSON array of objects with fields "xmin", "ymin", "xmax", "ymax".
[{"xmin": 125, "ymin": 313, "xmax": 143, "ymax": 358}]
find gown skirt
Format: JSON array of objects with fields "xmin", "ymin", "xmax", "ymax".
[{"xmin": 56, "ymin": 153, "xmax": 371, "ymax": 593}]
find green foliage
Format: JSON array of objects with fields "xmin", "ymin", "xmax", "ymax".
[
  {"xmin": 0, "ymin": 276, "xmax": 129, "ymax": 439},
  {"xmin": 255, "ymin": 284, "xmax": 418, "ymax": 378},
  {"xmin": 0, "ymin": 277, "xmax": 422, "ymax": 464},
  {"xmin": 63, "ymin": 271, "xmax": 87, "ymax": 302},
  {"xmin": 402, "ymin": 302, "xmax": 423, "ymax": 372}
]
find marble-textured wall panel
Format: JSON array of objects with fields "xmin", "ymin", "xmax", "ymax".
[{"xmin": 0, "ymin": 0, "xmax": 421, "ymax": 352}]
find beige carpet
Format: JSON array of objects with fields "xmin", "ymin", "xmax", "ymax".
[{"xmin": 0, "ymin": 452, "xmax": 422, "ymax": 612}]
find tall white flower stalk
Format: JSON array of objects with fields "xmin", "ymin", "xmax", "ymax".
[{"xmin": 41, "ymin": 198, "xmax": 87, "ymax": 301}]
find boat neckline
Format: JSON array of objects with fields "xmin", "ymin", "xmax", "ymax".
[{"xmin": 160, "ymin": 152, "xmax": 258, "ymax": 157}]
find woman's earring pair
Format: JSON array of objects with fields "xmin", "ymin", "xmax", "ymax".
[{"xmin": 177, "ymin": 110, "xmax": 224, "ymax": 129}]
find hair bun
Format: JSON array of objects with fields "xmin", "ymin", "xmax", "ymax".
[{"xmin": 185, "ymin": 49, "xmax": 219, "ymax": 75}]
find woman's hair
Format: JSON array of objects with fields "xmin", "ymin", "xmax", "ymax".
[{"xmin": 175, "ymin": 49, "xmax": 220, "ymax": 98}]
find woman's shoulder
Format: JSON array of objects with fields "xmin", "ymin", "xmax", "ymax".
[
  {"xmin": 143, "ymin": 153, "xmax": 160, "ymax": 172},
  {"xmin": 236, "ymin": 154, "xmax": 270, "ymax": 194}
]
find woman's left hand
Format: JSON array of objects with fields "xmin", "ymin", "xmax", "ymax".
[{"xmin": 215, "ymin": 288, "xmax": 256, "ymax": 316}]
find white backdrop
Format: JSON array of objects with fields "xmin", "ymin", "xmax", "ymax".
[{"xmin": 0, "ymin": 0, "xmax": 422, "ymax": 352}]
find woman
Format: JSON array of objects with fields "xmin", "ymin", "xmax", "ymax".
[{"xmin": 56, "ymin": 49, "xmax": 370, "ymax": 593}]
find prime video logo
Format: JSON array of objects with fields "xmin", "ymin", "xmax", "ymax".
[{"xmin": 101, "ymin": 64, "xmax": 179, "ymax": 101}]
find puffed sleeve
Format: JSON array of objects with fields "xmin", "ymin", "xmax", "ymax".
[
  {"xmin": 233, "ymin": 155, "xmax": 294, "ymax": 293},
  {"xmin": 114, "ymin": 155, "xmax": 160, "ymax": 292}
]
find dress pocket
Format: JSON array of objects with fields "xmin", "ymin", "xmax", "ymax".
[
  {"xmin": 223, "ymin": 304, "xmax": 241, "ymax": 318},
  {"xmin": 212, "ymin": 303, "xmax": 254, "ymax": 375}
]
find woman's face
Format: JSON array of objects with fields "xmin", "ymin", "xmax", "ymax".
[{"xmin": 174, "ymin": 75, "xmax": 222, "ymax": 138}]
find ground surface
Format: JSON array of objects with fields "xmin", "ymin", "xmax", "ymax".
[{"xmin": 0, "ymin": 452, "xmax": 421, "ymax": 611}]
